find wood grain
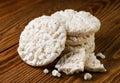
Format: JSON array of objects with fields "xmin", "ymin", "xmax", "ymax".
[{"xmin": 0, "ymin": 0, "xmax": 120, "ymax": 83}]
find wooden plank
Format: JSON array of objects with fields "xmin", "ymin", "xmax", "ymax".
[{"xmin": 0, "ymin": 0, "xmax": 120, "ymax": 82}]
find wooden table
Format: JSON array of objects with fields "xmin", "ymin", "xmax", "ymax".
[{"xmin": 0, "ymin": 0, "xmax": 120, "ymax": 83}]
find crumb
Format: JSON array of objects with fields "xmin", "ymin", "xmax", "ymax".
[
  {"xmin": 84, "ymin": 73, "xmax": 92, "ymax": 80},
  {"xmin": 96, "ymin": 53, "xmax": 105, "ymax": 59},
  {"xmin": 43, "ymin": 68, "xmax": 49, "ymax": 74},
  {"xmin": 52, "ymin": 69, "xmax": 61, "ymax": 77}
]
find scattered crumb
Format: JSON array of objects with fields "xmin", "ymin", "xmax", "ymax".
[
  {"xmin": 52, "ymin": 69, "xmax": 61, "ymax": 77},
  {"xmin": 43, "ymin": 68, "xmax": 49, "ymax": 74},
  {"xmin": 103, "ymin": 68, "xmax": 107, "ymax": 72},
  {"xmin": 84, "ymin": 73, "xmax": 92, "ymax": 80},
  {"xmin": 96, "ymin": 53, "xmax": 106, "ymax": 59}
]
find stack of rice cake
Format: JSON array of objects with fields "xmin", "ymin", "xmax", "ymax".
[{"xmin": 53, "ymin": 10, "xmax": 106, "ymax": 74}]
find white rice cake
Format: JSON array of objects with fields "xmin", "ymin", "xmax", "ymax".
[
  {"xmin": 55, "ymin": 48, "xmax": 86, "ymax": 75},
  {"xmin": 18, "ymin": 16, "xmax": 66, "ymax": 66},
  {"xmin": 85, "ymin": 53, "xmax": 106, "ymax": 72},
  {"xmin": 52, "ymin": 9, "xmax": 101, "ymax": 36}
]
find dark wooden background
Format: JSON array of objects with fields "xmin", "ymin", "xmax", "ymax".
[{"xmin": 0, "ymin": 0, "xmax": 120, "ymax": 83}]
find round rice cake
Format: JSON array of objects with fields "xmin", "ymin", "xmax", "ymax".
[
  {"xmin": 52, "ymin": 9, "xmax": 100, "ymax": 36},
  {"xmin": 18, "ymin": 16, "xmax": 67, "ymax": 66}
]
